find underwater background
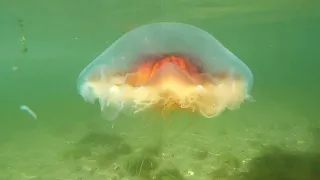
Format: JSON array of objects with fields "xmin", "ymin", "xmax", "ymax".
[{"xmin": 1, "ymin": 0, "xmax": 320, "ymax": 180}]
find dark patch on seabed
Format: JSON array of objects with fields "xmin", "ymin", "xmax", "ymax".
[
  {"xmin": 60, "ymin": 130, "xmax": 320, "ymax": 180},
  {"xmin": 62, "ymin": 131, "xmax": 186, "ymax": 179},
  {"xmin": 227, "ymin": 146, "xmax": 320, "ymax": 180}
]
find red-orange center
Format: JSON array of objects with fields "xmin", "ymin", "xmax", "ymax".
[{"xmin": 126, "ymin": 54, "xmax": 203, "ymax": 86}]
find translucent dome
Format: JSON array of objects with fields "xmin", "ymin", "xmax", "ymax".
[{"xmin": 77, "ymin": 22, "xmax": 254, "ymax": 120}]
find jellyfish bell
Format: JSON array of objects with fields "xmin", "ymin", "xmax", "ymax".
[{"xmin": 77, "ymin": 22, "xmax": 253, "ymax": 120}]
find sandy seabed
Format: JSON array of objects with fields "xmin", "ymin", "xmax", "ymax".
[{"xmin": 0, "ymin": 100, "xmax": 319, "ymax": 180}]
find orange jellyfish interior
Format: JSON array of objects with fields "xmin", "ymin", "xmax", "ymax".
[
  {"xmin": 81, "ymin": 51, "xmax": 248, "ymax": 120},
  {"xmin": 120, "ymin": 52, "xmax": 244, "ymax": 118}
]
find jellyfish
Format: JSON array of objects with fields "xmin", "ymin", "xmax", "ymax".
[{"xmin": 77, "ymin": 22, "xmax": 253, "ymax": 120}]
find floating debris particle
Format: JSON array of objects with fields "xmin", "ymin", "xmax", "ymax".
[
  {"xmin": 17, "ymin": 18, "xmax": 28, "ymax": 53},
  {"xmin": 12, "ymin": 66, "xmax": 19, "ymax": 72},
  {"xmin": 20, "ymin": 105, "xmax": 37, "ymax": 119}
]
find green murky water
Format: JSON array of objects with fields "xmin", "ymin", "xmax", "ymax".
[{"xmin": 1, "ymin": 0, "xmax": 320, "ymax": 179}]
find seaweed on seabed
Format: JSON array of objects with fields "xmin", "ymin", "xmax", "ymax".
[
  {"xmin": 209, "ymin": 152, "xmax": 241, "ymax": 180},
  {"xmin": 154, "ymin": 168, "xmax": 185, "ymax": 180},
  {"xmin": 96, "ymin": 151, "xmax": 120, "ymax": 169},
  {"xmin": 234, "ymin": 146, "xmax": 320, "ymax": 180},
  {"xmin": 63, "ymin": 145, "xmax": 92, "ymax": 160},
  {"xmin": 142, "ymin": 144, "xmax": 163, "ymax": 157},
  {"xmin": 115, "ymin": 142, "xmax": 133, "ymax": 155},
  {"xmin": 124, "ymin": 156, "xmax": 158, "ymax": 179},
  {"xmin": 192, "ymin": 147, "xmax": 209, "ymax": 160},
  {"xmin": 96, "ymin": 142, "xmax": 133, "ymax": 169},
  {"xmin": 210, "ymin": 165, "xmax": 232, "ymax": 180},
  {"xmin": 77, "ymin": 132, "xmax": 123, "ymax": 147},
  {"xmin": 217, "ymin": 152, "xmax": 241, "ymax": 169}
]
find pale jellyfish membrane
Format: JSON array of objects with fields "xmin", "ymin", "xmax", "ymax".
[{"xmin": 77, "ymin": 22, "xmax": 253, "ymax": 120}]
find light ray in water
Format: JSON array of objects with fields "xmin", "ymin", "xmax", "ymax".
[{"xmin": 20, "ymin": 105, "xmax": 37, "ymax": 120}]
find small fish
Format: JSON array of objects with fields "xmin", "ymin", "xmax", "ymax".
[{"xmin": 20, "ymin": 105, "xmax": 37, "ymax": 120}]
